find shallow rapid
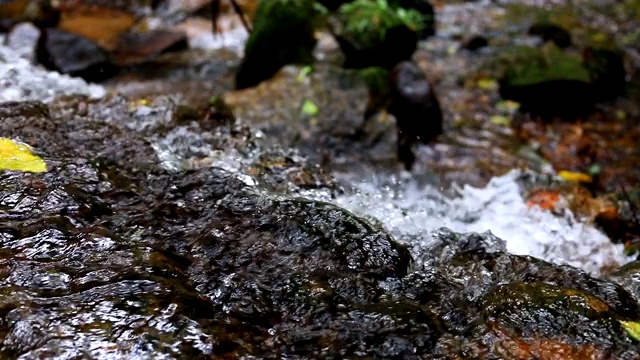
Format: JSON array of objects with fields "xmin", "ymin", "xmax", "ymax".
[{"xmin": 322, "ymin": 169, "xmax": 633, "ymax": 276}]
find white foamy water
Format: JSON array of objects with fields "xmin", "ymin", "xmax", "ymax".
[
  {"xmin": 324, "ymin": 169, "xmax": 633, "ymax": 276},
  {"xmin": 0, "ymin": 45, "xmax": 105, "ymax": 103}
]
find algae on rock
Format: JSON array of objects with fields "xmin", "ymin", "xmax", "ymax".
[{"xmin": 235, "ymin": 0, "xmax": 319, "ymax": 89}]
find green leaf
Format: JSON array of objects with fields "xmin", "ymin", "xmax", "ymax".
[
  {"xmin": 301, "ymin": 99, "xmax": 319, "ymax": 116},
  {"xmin": 620, "ymin": 320, "xmax": 640, "ymax": 342},
  {"xmin": 296, "ymin": 65, "xmax": 314, "ymax": 83},
  {"xmin": 588, "ymin": 163, "xmax": 602, "ymax": 176},
  {"xmin": 490, "ymin": 115, "xmax": 511, "ymax": 126}
]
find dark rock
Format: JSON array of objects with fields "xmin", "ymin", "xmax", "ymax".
[
  {"xmin": 113, "ymin": 29, "xmax": 189, "ymax": 67},
  {"xmin": 336, "ymin": 25, "xmax": 419, "ymax": 70},
  {"xmin": 463, "ymin": 35, "xmax": 489, "ymax": 51},
  {"xmin": 36, "ymin": 28, "xmax": 119, "ymax": 83},
  {"xmin": 387, "ymin": 61, "xmax": 443, "ymax": 170},
  {"xmin": 0, "ymin": 99, "xmax": 157, "ymax": 172},
  {"xmin": 235, "ymin": 0, "xmax": 317, "ymax": 89},
  {"xmin": 0, "ymin": 99, "xmax": 422, "ymax": 358},
  {"xmin": 583, "ymin": 46, "xmax": 627, "ymax": 102},
  {"xmin": 2, "ymin": 100, "xmax": 640, "ymax": 358},
  {"xmin": 528, "ymin": 22, "xmax": 572, "ymax": 49},
  {"xmin": 225, "ymin": 64, "xmax": 383, "ymax": 166},
  {"xmin": 607, "ymin": 261, "xmax": 640, "ymax": 304},
  {"xmin": 404, "ymin": 229, "xmax": 640, "ymax": 358}
]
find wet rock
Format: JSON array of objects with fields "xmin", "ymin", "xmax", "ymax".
[
  {"xmin": 0, "ymin": 99, "xmax": 157, "ymax": 171},
  {"xmin": 528, "ymin": 22, "xmax": 572, "ymax": 48},
  {"xmin": 498, "ymin": 43, "xmax": 593, "ymax": 118},
  {"xmin": 113, "ymin": 29, "xmax": 188, "ymax": 67},
  {"xmin": 36, "ymin": 28, "xmax": 119, "ymax": 83},
  {"xmin": 403, "ymin": 229, "xmax": 640, "ymax": 358},
  {"xmin": 336, "ymin": 25, "xmax": 418, "ymax": 70},
  {"xmin": 248, "ymin": 149, "xmax": 336, "ymax": 192},
  {"xmin": 388, "ymin": 61, "xmax": 443, "ymax": 170},
  {"xmin": 463, "ymin": 35, "xmax": 488, "ymax": 51},
  {"xmin": 2, "ymin": 97, "xmax": 640, "ymax": 357},
  {"xmin": 334, "ymin": 0, "xmax": 423, "ymax": 70},
  {"xmin": 226, "ymin": 65, "xmax": 392, "ymax": 165},
  {"xmin": 583, "ymin": 46, "xmax": 627, "ymax": 102},
  {"xmin": 0, "ymin": 0, "xmax": 59, "ymax": 31},
  {"xmin": 607, "ymin": 261, "xmax": 640, "ymax": 303},
  {"xmin": 235, "ymin": 0, "xmax": 317, "ymax": 89},
  {"xmin": 0, "ymin": 99, "xmax": 421, "ymax": 357}
]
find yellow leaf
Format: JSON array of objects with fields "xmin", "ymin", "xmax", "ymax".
[
  {"xmin": 0, "ymin": 138, "xmax": 47, "ymax": 173},
  {"xmin": 477, "ymin": 78, "xmax": 498, "ymax": 90},
  {"xmin": 490, "ymin": 115, "xmax": 511, "ymax": 126},
  {"xmin": 620, "ymin": 320, "xmax": 640, "ymax": 342},
  {"xmin": 496, "ymin": 100, "xmax": 521, "ymax": 112},
  {"xmin": 558, "ymin": 170, "xmax": 592, "ymax": 183}
]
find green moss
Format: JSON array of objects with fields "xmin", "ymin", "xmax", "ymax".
[
  {"xmin": 356, "ymin": 66, "xmax": 390, "ymax": 96},
  {"xmin": 501, "ymin": 43, "xmax": 591, "ymax": 87},
  {"xmin": 236, "ymin": 0, "xmax": 319, "ymax": 88},
  {"xmin": 338, "ymin": 0, "xmax": 425, "ymax": 48}
]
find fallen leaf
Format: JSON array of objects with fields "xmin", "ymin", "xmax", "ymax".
[
  {"xmin": 296, "ymin": 65, "xmax": 313, "ymax": 83},
  {"xmin": 620, "ymin": 320, "xmax": 640, "ymax": 342},
  {"xmin": 477, "ymin": 78, "xmax": 498, "ymax": 90},
  {"xmin": 301, "ymin": 99, "xmax": 319, "ymax": 116},
  {"xmin": 558, "ymin": 170, "xmax": 592, "ymax": 183},
  {"xmin": 490, "ymin": 115, "xmax": 511, "ymax": 126},
  {"xmin": 496, "ymin": 100, "xmax": 521, "ymax": 112},
  {"xmin": 0, "ymin": 138, "xmax": 47, "ymax": 173}
]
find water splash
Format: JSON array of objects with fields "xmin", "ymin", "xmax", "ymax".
[
  {"xmin": 321, "ymin": 169, "xmax": 632, "ymax": 276},
  {"xmin": 0, "ymin": 45, "xmax": 105, "ymax": 103}
]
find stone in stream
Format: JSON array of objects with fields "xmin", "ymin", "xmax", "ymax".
[
  {"xmin": 394, "ymin": 0, "xmax": 436, "ymax": 39},
  {"xmin": 463, "ymin": 35, "xmax": 489, "ymax": 51},
  {"xmin": 387, "ymin": 61, "xmax": 443, "ymax": 170},
  {"xmin": 0, "ymin": 98, "xmax": 421, "ymax": 358},
  {"xmin": 406, "ymin": 229, "xmax": 640, "ymax": 358},
  {"xmin": 334, "ymin": 0, "xmax": 423, "ymax": 70},
  {"xmin": 36, "ymin": 28, "xmax": 120, "ymax": 83},
  {"xmin": 2, "ymin": 99, "xmax": 640, "ymax": 358},
  {"xmin": 225, "ymin": 64, "xmax": 399, "ymax": 167},
  {"xmin": 528, "ymin": 22, "xmax": 572, "ymax": 49},
  {"xmin": 583, "ymin": 46, "xmax": 627, "ymax": 102},
  {"xmin": 497, "ymin": 42, "xmax": 627, "ymax": 118},
  {"xmin": 498, "ymin": 43, "xmax": 594, "ymax": 118},
  {"xmin": 335, "ymin": 24, "xmax": 419, "ymax": 70},
  {"xmin": 3, "ymin": 98, "xmax": 640, "ymax": 357},
  {"xmin": 235, "ymin": 0, "xmax": 317, "ymax": 89}
]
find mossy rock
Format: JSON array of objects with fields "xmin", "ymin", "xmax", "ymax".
[
  {"xmin": 235, "ymin": 0, "xmax": 318, "ymax": 89},
  {"xmin": 498, "ymin": 43, "xmax": 594, "ymax": 117},
  {"xmin": 501, "ymin": 43, "xmax": 590, "ymax": 87},
  {"xmin": 482, "ymin": 281, "xmax": 637, "ymax": 345},
  {"xmin": 582, "ymin": 46, "xmax": 627, "ymax": 102},
  {"xmin": 334, "ymin": 0, "xmax": 426, "ymax": 69}
]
